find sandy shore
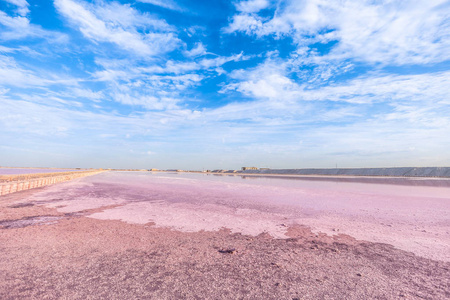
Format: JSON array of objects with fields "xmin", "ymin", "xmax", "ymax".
[{"xmin": 1, "ymin": 187, "xmax": 449, "ymax": 299}]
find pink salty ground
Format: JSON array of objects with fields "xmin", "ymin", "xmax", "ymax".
[
  {"xmin": 1, "ymin": 173, "xmax": 449, "ymax": 299},
  {"xmin": 27, "ymin": 171, "xmax": 450, "ymax": 262}
]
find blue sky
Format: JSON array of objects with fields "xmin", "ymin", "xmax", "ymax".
[{"xmin": 1, "ymin": 0, "xmax": 449, "ymax": 170}]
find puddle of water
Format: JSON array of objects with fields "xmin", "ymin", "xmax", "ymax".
[
  {"xmin": 0, "ymin": 216, "xmax": 63, "ymax": 229},
  {"xmin": 8, "ymin": 203, "xmax": 35, "ymax": 208}
]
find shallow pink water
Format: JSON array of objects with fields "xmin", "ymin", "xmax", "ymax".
[{"xmin": 27, "ymin": 171, "xmax": 450, "ymax": 261}]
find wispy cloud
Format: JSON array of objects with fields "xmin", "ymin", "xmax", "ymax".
[
  {"xmin": 89, "ymin": 52, "xmax": 246, "ymax": 110},
  {"xmin": 54, "ymin": 0, "xmax": 180, "ymax": 56},
  {"xmin": 183, "ymin": 42, "xmax": 207, "ymax": 58},
  {"xmin": 137, "ymin": 0, "xmax": 183, "ymax": 12},
  {"xmin": 0, "ymin": 10, "xmax": 67, "ymax": 41},
  {"xmin": 3, "ymin": 0, "xmax": 29, "ymax": 16},
  {"xmin": 0, "ymin": 55, "xmax": 51, "ymax": 87},
  {"xmin": 225, "ymin": 57, "xmax": 450, "ymax": 108},
  {"xmin": 226, "ymin": 0, "xmax": 450, "ymax": 65}
]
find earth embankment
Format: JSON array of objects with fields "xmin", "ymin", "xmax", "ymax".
[{"xmin": 0, "ymin": 170, "xmax": 105, "ymax": 196}]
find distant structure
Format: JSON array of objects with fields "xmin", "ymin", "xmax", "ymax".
[
  {"xmin": 149, "ymin": 168, "xmax": 159, "ymax": 171},
  {"xmin": 242, "ymin": 167, "xmax": 258, "ymax": 170}
]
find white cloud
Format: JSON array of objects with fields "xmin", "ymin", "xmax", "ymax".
[
  {"xmin": 0, "ymin": 88, "xmax": 10, "ymax": 95},
  {"xmin": 88, "ymin": 51, "xmax": 250, "ymax": 111},
  {"xmin": 183, "ymin": 42, "xmax": 207, "ymax": 57},
  {"xmin": 137, "ymin": 0, "xmax": 182, "ymax": 11},
  {"xmin": 0, "ymin": 54, "xmax": 81, "ymax": 89},
  {"xmin": 0, "ymin": 11, "xmax": 31, "ymax": 37},
  {"xmin": 92, "ymin": 68, "xmax": 130, "ymax": 82},
  {"xmin": 69, "ymin": 88, "xmax": 104, "ymax": 102},
  {"xmin": 0, "ymin": 55, "xmax": 48, "ymax": 86},
  {"xmin": 88, "ymin": 51, "xmax": 248, "ymax": 111},
  {"xmin": 227, "ymin": 59, "xmax": 450, "ymax": 107},
  {"xmin": 106, "ymin": 72, "xmax": 202, "ymax": 110},
  {"xmin": 0, "ymin": 94, "xmax": 178, "ymax": 139},
  {"xmin": 224, "ymin": 14, "xmax": 263, "ymax": 35},
  {"xmin": 114, "ymin": 93, "xmax": 181, "ymax": 110},
  {"xmin": 0, "ymin": 10, "xmax": 67, "ymax": 41},
  {"xmin": 236, "ymin": 0, "xmax": 271, "ymax": 13},
  {"xmin": 3, "ymin": 0, "xmax": 29, "ymax": 16},
  {"xmin": 54, "ymin": 0, "xmax": 180, "ymax": 56},
  {"xmin": 2, "ymin": 61, "xmax": 450, "ymax": 168},
  {"xmin": 143, "ymin": 53, "xmax": 246, "ymax": 74},
  {"xmin": 115, "ymin": 94, "xmax": 161, "ymax": 109},
  {"xmin": 94, "ymin": 2, "xmax": 174, "ymax": 31},
  {"xmin": 226, "ymin": 0, "xmax": 450, "ymax": 65},
  {"xmin": 2, "ymin": 0, "xmax": 448, "ymax": 169},
  {"xmin": 0, "ymin": 98, "xmax": 73, "ymax": 136}
]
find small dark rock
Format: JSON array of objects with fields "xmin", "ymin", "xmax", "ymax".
[{"xmin": 218, "ymin": 248, "xmax": 236, "ymax": 254}]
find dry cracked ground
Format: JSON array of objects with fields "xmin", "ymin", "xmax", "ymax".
[{"xmin": 1, "ymin": 188, "xmax": 449, "ymax": 300}]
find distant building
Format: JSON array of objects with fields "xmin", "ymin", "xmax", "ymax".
[
  {"xmin": 149, "ymin": 168, "xmax": 159, "ymax": 171},
  {"xmin": 242, "ymin": 167, "xmax": 258, "ymax": 170}
]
